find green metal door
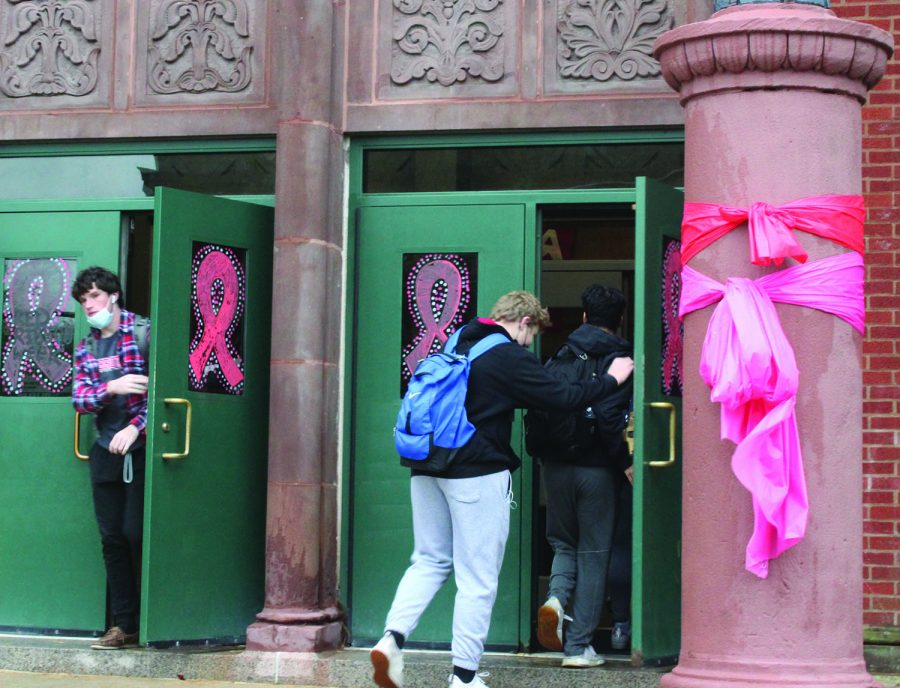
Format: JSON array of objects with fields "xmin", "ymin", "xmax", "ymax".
[
  {"xmin": 0, "ymin": 211, "xmax": 119, "ymax": 633},
  {"xmin": 631, "ymin": 177, "xmax": 684, "ymax": 665},
  {"xmin": 140, "ymin": 188, "xmax": 273, "ymax": 645},
  {"xmin": 350, "ymin": 203, "xmax": 530, "ymax": 647}
]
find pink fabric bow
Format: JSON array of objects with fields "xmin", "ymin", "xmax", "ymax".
[
  {"xmin": 681, "ymin": 195, "xmax": 865, "ymax": 266},
  {"xmin": 680, "ymin": 251, "xmax": 865, "ymax": 578}
]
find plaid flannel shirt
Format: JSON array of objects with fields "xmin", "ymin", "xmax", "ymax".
[{"xmin": 72, "ymin": 309, "xmax": 149, "ymax": 433}]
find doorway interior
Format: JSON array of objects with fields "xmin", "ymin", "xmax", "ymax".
[{"xmin": 534, "ymin": 203, "xmax": 636, "ymax": 657}]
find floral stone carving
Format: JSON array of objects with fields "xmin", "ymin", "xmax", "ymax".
[
  {"xmin": 148, "ymin": 0, "xmax": 253, "ymax": 94},
  {"xmin": 392, "ymin": 0, "xmax": 505, "ymax": 86},
  {"xmin": 0, "ymin": 0, "xmax": 100, "ymax": 97},
  {"xmin": 557, "ymin": 0, "xmax": 672, "ymax": 81}
]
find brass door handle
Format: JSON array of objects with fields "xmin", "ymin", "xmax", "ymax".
[
  {"xmin": 162, "ymin": 398, "xmax": 192, "ymax": 460},
  {"xmin": 647, "ymin": 401, "xmax": 676, "ymax": 468},
  {"xmin": 74, "ymin": 411, "xmax": 89, "ymax": 461}
]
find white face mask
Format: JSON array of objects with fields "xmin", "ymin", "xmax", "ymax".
[{"xmin": 87, "ymin": 295, "xmax": 116, "ymax": 330}]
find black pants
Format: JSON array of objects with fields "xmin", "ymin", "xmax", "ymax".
[{"xmin": 89, "ymin": 443, "xmax": 145, "ymax": 634}]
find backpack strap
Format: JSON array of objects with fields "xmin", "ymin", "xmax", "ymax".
[
  {"xmin": 552, "ymin": 342, "xmax": 606, "ymax": 384},
  {"xmin": 444, "ymin": 326, "xmax": 465, "ymax": 355},
  {"xmin": 560, "ymin": 342, "xmax": 589, "ymax": 361},
  {"xmin": 132, "ymin": 316, "xmax": 150, "ymax": 365},
  {"xmin": 444, "ymin": 326, "xmax": 510, "ymax": 360},
  {"xmin": 467, "ymin": 333, "xmax": 510, "ymax": 361}
]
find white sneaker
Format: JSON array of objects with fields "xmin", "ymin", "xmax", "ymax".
[
  {"xmin": 448, "ymin": 671, "xmax": 490, "ymax": 687},
  {"xmin": 561, "ymin": 645, "xmax": 605, "ymax": 668},
  {"xmin": 536, "ymin": 596, "xmax": 564, "ymax": 651},
  {"xmin": 371, "ymin": 632, "xmax": 404, "ymax": 688}
]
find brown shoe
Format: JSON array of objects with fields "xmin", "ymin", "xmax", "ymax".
[{"xmin": 91, "ymin": 626, "xmax": 138, "ymax": 650}]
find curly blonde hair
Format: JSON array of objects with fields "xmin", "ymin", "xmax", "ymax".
[{"xmin": 489, "ymin": 290, "xmax": 551, "ymax": 329}]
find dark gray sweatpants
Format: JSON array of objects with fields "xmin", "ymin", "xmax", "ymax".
[{"xmin": 543, "ymin": 462, "xmax": 617, "ymax": 656}]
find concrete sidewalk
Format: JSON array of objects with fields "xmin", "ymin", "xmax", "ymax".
[
  {"xmin": 2, "ymin": 668, "xmax": 899, "ymax": 688},
  {"xmin": 4, "ymin": 635, "xmax": 895, "ymax": 688},
  {"xmin": 0, "ymin": 634, "xmax": 664, "ymax": 688},
  {"xmin": 0, "ymin": 673, "xmax": 321, "ymax": 688}
]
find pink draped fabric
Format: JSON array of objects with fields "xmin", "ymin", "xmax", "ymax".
[
  {"xmin": 679, "ymin": 251, "xmax": 865, "ymax": 578},
  {"xmin": 681, "ymin": 195, "xmax": 865, "ymax": 266}
]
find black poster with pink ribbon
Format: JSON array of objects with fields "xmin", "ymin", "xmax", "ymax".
[
  {"xmin": 1, "ymin": 257, "xmax": 76, "ymax": 397},
  {"xmin": 188, "ymin": 242, "xmax": 246, "ymax": 395},
  {"xmin": 660, "ymin": 237, "xmax": 683, "ymax": 397},
  {"xmin": 400, "ymin": 252, "xmax": 478, "ymax": 396}
]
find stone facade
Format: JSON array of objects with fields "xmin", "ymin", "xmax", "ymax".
[{"xmin": 0, "ymin": 0, "xmax": 895, "ymax": 653}]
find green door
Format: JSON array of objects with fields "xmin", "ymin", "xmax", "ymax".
[
  {"xmin": 140, "ymin": 188, "xmax": 273, "ymax": 644},
  {"xmin": 0, "ymin": 211, "xmax": 119, "ymax": 633},
  {"xmin": 350, "ymin": 203, "xmax": 530, "ymax": 647},
  {"xmin": 631, "ymin": 177, "xmax": 684, "ymax": 665}
]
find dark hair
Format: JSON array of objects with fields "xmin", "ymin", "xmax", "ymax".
[
  {"xmin": 71, "ymin": 266, "xmax": 124, "ymax": 307},
  {"xmin": 581, "ymin": 284, "xmax": 625, "ymax": 330}
]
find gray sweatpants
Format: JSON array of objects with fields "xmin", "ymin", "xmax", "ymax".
[
  {"xmin": 385, "ymin": 470, "xmax": 512, "ymax": 670},
  {"xmin": 543, "ymin": 463, "xmax": 617, "ymax": 656}
]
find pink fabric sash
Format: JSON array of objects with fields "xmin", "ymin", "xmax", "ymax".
[
  {"xmin": 681, "ymin": 195, "xmax": 865, "ymax": 266},
  {"xmin": 679, "ymin": 251, "xmax": 865, "ymax": 578}
]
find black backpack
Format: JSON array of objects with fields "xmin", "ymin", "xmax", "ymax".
[{"xmin": 524, "ymin": 343, "xmax": 629, "ymax": 461}]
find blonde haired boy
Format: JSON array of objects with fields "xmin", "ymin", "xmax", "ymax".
[{"xmin": 372, "ymin": 291, "xmax": 633, "ymax": 688}]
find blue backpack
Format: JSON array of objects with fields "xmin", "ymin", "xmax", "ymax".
[{"xmin": 395, "ymin": 327, "xmax": 509, "ymax": 472}]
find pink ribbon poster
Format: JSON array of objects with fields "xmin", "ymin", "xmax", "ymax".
[
  {"xmin": 188, "ymin": 242, "xmax": 247, "ymax": 395},
  {"xmin": 661, "ymin": 238, "xmax": 683, "ymax": 397},
  {"xmin": 1, "ymin": 257, "xmax": 76, "ymax": 397},
  {"xmin": 400, "ymin": 252, "xmax": 477, "ymax": 396}
]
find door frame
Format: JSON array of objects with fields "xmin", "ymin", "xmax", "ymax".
[{"xmin": 344, "ymin": 128, "xmax": 684, "ymax": 651}]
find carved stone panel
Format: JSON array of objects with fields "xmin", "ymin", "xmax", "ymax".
[
  {"xmin": 544, "ymin": 0, "xmax": 680, "ymax": 95},
  {"xmin": 378, "ymin": 0, "xmax": 519, "ymax": 100},
  {"xmin": 0, "ymin": 0, "xmax": 113, "ymax": 109},
  {"xmin": 134, "ymin": 0, "xmax": 266, "ymax": 107}
]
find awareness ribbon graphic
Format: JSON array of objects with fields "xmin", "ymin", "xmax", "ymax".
[
  {"xmin": 188, "ymin": 249, "xmax": 244, "ymax": 388},
  {"xmin": 681, "ymin": 194, "xmax": 865, "ymax": 266},
  {"xmin": 661, "ymin": 241, "xmax": 683, "ymax": 396},
  {"xmin": 679, "ymin": 251, "xmax": 864, "ymax": 578},
  {"xmin": 1, "ymin": 258, "xmax": 72, "ymax": 395},
  {"xmin": 404, "ymin": 259, "xmax": 464, "ymax": 378}
]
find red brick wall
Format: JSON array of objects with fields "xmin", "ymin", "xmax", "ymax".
[{"xmin": 831, "ymin": 0, "xmax": 900, "ymax": 630}]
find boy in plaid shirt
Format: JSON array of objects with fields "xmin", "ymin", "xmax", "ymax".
[{"xmin": 71, "ymin": 266, "xmax": 149, "ymax": 650}]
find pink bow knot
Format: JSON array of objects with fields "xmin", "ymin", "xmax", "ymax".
[
  {"xmin": 680, "ymin": 251, "xmax": 864, "ymax": 578},
  {"xmin": 681, "ymin": 195, "xmax": 865, "ymax": 266},
  {"xmin": 747, "ymin": 202, "xmax": 809, "ymax": 266}
]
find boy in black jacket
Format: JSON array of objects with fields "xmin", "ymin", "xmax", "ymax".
[
  {"xmin": 535, "ymin": 284, "xmax": 633, "ymax": 667},
  {"xmin": 371, "ymin": 291, "xmax": 633, "ymax": 688}
]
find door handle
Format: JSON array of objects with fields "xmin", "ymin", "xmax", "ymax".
[
  {"xmin": 74, "ymin": 412, "xmax": 89, "ymax": 461},
  {"xmin": 647, "ymin": 401, "xmax": 676, "ymax": 468},
  {"xmin": 162, "ymin": 398, "xmax": 192, "ymax": 460}
]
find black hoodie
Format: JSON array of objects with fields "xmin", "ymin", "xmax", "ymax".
[{"xmin": 412, "ymin": 318, "xmax": 624, "ymax": 479}]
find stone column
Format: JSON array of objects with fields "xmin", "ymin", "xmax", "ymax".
[
  {"xmin": 654, "ymin": 4, "xmax": 892, "ymax": 687},
  {"xmin": 245, "ymin": 0, "xmax": 345, "ymax": 652}
]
